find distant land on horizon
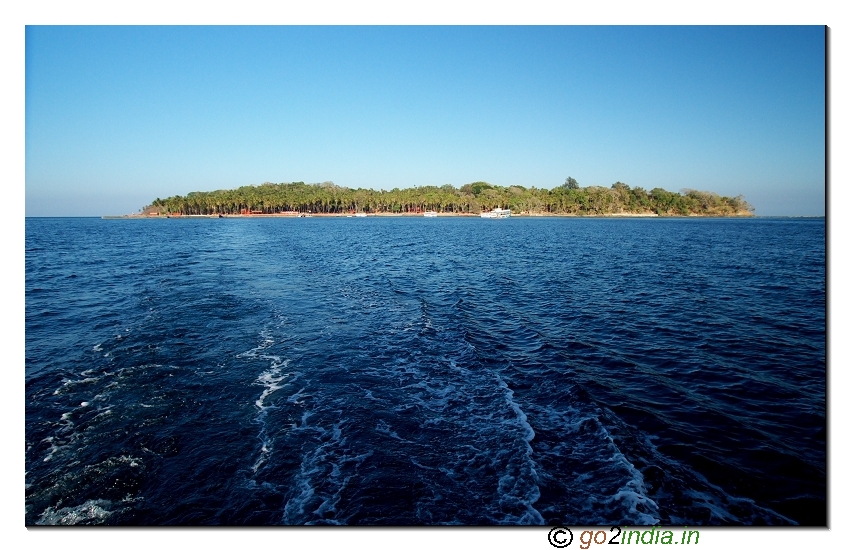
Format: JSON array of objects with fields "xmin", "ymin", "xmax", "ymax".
[{"xmin": 138, "ymin": 179, "xmax": 755, "ymax": 218}]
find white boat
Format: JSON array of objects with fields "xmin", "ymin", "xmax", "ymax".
[
  {"xmin": 354, "ymin": 213, "xmax": 368, "ymax": 217},
  {"xmin": 480, "ymin": 208, "xmax": 511, "ymax": 219},
  {"xmin": 423, "ymin": 211, "xmax": 438, "ymax": 217}
]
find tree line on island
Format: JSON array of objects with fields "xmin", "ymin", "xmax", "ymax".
[{"xmin": 142, "ymin": 178, "xmax": 754, "ymax": 217}]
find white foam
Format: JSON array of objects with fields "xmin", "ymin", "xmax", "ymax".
[
  {"xmin": 92, "ymin": 408, "xmax": 113, "ymax": 420},
  {"xmin": 252, "ymin": 443, "xmax": 271, "ymax": 473},
  {"xmin": 52, "ymin": 377, "xmax": 100, "ymax": 395},
  {"xmin": 298, "ymin": 410, "xmax": 314, "ymax": 428},
  {"xmin": 409, "ymin": 458, "xmax": 439, "ymax": 471},
  {"xmin": 238, "ymin": 326, "xmax": 280, "ymax": 359},
  {"xmin": 282, "ymin": 434, "xmax": 373, "ymax": 525},
  {"xmin": 607, "ymin": 488, "xmax": 660, "ymax": 525},
  {"xmin": 375, "ymin": 420, "xmax": 411, "ymax": 443},
  {"xmin": 41, "ymin": 436, "xmax": 59, "ymax": 462},
  {"xmin": 629, "ymin": 425, "xmax": 795, "ymax": 524},
  {"xmin": 36, "ymin": 499, "xmax": 114, "ymax": 525},
  {"xmin": 286, "ymin": 386, "xmax": 309, "ymax": 405},
  {"xmin": 254, "ymin": 359, "xmax": 291, "ymax": 410},
  {"xmin": 245, "ymin": 322, "xmax": 295, "ymax": 476},
  {"xmin": 496, "ymin": 375, "xmax": 536, "ymax": 443}
]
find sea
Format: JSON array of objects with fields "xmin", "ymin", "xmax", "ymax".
[{"xmin": 24, "ymin": 216, "xmax": 826, "ymax": 526}]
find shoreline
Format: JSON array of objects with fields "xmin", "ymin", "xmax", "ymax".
[{"xmin": 104, "ymin": 211, "xmax": 756, "ymax": 219}]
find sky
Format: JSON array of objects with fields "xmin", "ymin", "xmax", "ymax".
[{"xmin": 24, "ymin": 24, "xmax": 826, "ymax": 217}]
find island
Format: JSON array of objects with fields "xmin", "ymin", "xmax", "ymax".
[{"xmin": 134, "ymin": 179, "xmax": 755, "ymax": 218}]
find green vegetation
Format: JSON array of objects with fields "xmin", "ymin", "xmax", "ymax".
[{"xmin": 142, "ymin": 178, "xmax": 754, "ymax": 216}]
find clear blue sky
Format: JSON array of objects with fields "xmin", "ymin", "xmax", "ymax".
[{"xmin": 25, "ymin": 25, "xmax": 825, "ymax": 216}]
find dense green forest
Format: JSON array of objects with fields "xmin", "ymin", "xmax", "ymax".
[{"xmin": 142, "ymin": 178, "xmax": 754, "ymax": 216}]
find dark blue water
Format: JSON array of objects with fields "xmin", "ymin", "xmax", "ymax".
[{"xmin": 25, "ymin": 216, "xmax": 825, "ymax": 525}]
